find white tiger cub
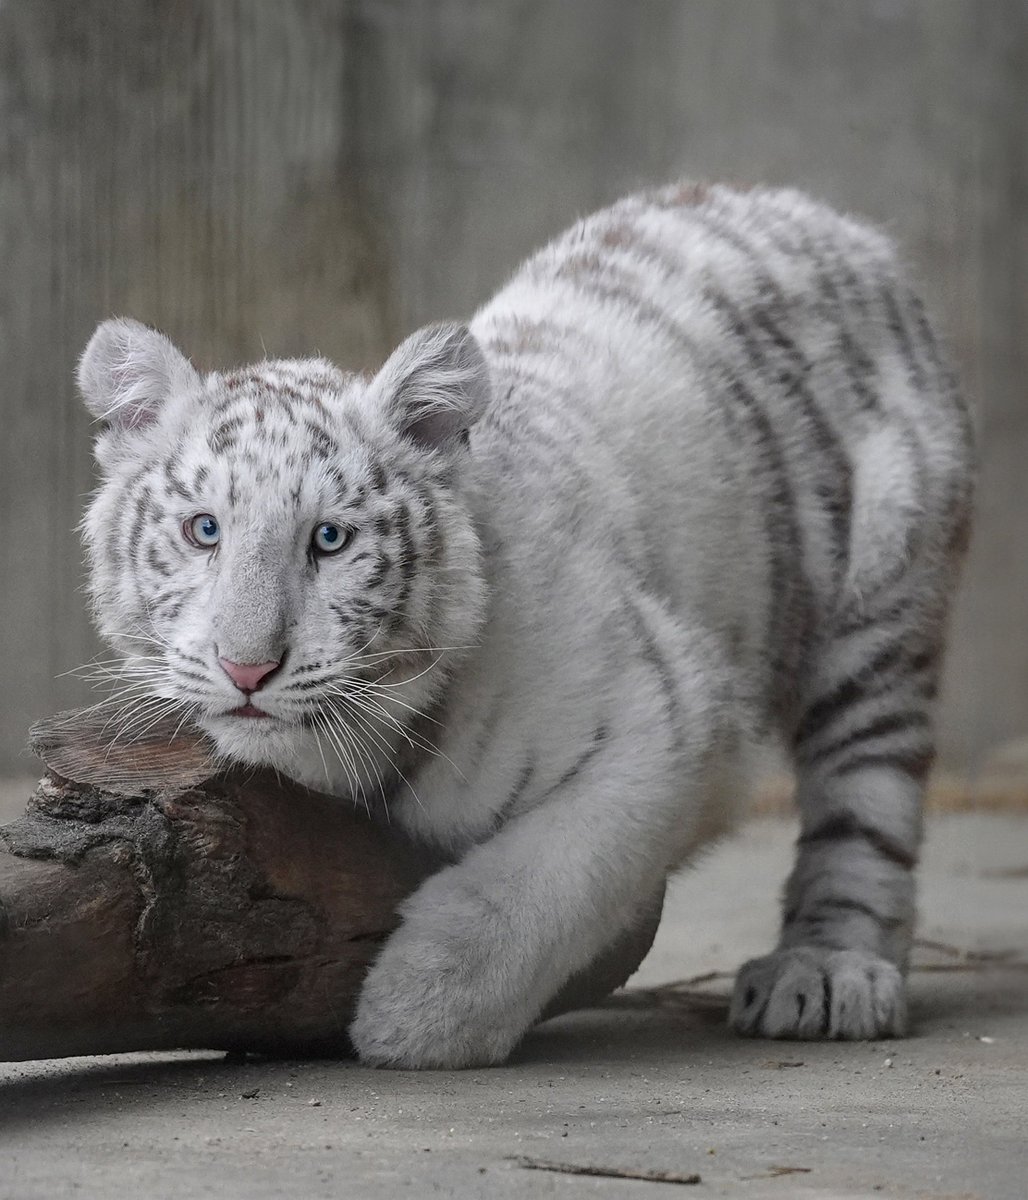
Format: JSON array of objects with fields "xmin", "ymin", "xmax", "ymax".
[{"xmin": 76, "ymin": 183, "xmax": 974, "ymax": 1069}]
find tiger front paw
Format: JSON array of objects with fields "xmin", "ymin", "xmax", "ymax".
[{"xmin": 349, "ymin": 874, "xmax": 532, "ymax": 1069}]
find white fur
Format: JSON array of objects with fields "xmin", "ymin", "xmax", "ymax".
[{"xmin": 77, "ymin": 184, "xmax": 974, "ymax": 1068}]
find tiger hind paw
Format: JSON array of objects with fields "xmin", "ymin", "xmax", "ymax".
[{"xmin": 729, "ymin": 946, "xmax": 907, "ymax": 1040}]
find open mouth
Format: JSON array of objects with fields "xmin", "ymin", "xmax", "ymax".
[{"xmin": 227, "ymin": 703, "xmax": 272, "ymax": 719}]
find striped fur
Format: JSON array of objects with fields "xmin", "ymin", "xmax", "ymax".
[{"xmin": 77, "ymin": 183, "xmax": 974, "ymax": 1067}]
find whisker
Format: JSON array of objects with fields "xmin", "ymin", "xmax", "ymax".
[
  {"xmin": 308, "ymin": 714, "xmax": 332, "ymax": 790},
  {"xmin": 325, "ymin": 696, "xmax": 426, "ymax": 813},
  {"xmin": 318, "ymin": 708, "xmax": 373, "ymax": 820},
  {"xmin": 333, "ymin": 709, "xmax": 388, "ymax": 818},
  {"xmin": 103, "ymin": 696, "xmax": 190, "ymax": 756},
  {"xmin": 335, "ymin": 698, "xmax": 395, "ymax": 760},
  {"xmin": 342, "ymin": 643, "xmax": 474, "ymax": 664},
  {"xmin": 313, "ymin": 708, "xmax": 360, "ymax": 803},
  {"xmin": 327, "ymin": 685, "xmax": 466, "ymax": 782},
  {"xmin": 344, "ymin": 681, "xmax": 447, "ymax": 729}
]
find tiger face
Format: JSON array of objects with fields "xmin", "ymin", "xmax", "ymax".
[{"xmin": 76, "ymin": 318, "xmax": 489, "ymax": 789}]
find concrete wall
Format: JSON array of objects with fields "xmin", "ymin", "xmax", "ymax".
[{"xmin": 0, "ymin": 0, "xmax": 1024, "ymax": 771}]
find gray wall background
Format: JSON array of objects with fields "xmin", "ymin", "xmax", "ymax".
[{"xmin": 0, "ymin": 0, "xmax": 1024, "ymax": 773}]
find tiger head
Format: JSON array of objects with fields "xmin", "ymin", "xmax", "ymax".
[{"xmin": 76, "ymin": 317, "xmax": 490, "ymax": 793}]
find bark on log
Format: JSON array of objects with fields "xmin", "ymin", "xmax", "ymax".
[{"xmin": 0, "ymin": 709, "xmax": 663, "ymax": 1062}]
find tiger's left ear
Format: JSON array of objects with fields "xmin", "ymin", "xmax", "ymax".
[{"xmin": 368, "ymin": 322, "xmax": 490, "ymax": 453}]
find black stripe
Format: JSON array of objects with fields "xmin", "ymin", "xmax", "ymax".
[
  {"xmin": 809, "ymin": 709, "xmax": 931, "ymax": 770},
  {"xmin": 798, "ymin": 813, "xmax": 918, "ymax": 869},
  {"xmin": 302, "ymin": 420, "xmax": 338, "ymax": 462},
  {"xmin": 493, "ymin": 759, "xmax": 536, "ymax": 830},
  {"xmin": 549, "ymin": 725, "xmax": 609, "ymax": 795},
  {"xmin": 907, "ymin": 293, "xmax": 956, "ymax": 389},
  {"xmin": 490, "ymin": 366, "xmax": 599, "ymax": 451},
  {"xmin": 791, "ymin": 896, "xmax": 904, "ymax": 930},
  {"xmin": 209, "ymin": 394, "xmax": 252, "ymax": 421},
  {"xmin": 107, "ymin": 463, "xmax": 151, "ymax": 573},
  {"xmin": 153, "ymin": 596, "xmax": 183, "ymax": 621},
  {"xmin": 831, "ymin": 745, "xmax": 935, "ymax": 782},
  {"xmin": 164, "ymin": 461, "xmax": 195, "ymax": 503},
  {"xmin": 726, "ymin": 294, "xmax": 854, "ymax": 581},
  {"xmin": 284, "ymin": 676, "xmax": 329, "ymax": 693},
  {"xmin": 127, "ymin": 486, "xmax": 152, "ymax": 604},
  {"xmin": 287, "ymin": 374, "xmax": 338, "ymax": 394},
  {"xmin": 907, "ymin": 292, "xmax": 976, "ymax": 460},
  {"xmin": 209, "ymin": 414, "xmax": 246, "ymax": 453},
  {"xmin": 364, "ymin": 552, "xmax": 392, "ymax": 590},
  {"xmin": 570, "ymin": 276, "xmax": 702, "ymax": 364},
  {"xmin": 175, "ymin": 667, "xmax": 211, "ymax": 687},
  {"xmin": 480, "ymin": 375, "xmax": 611, "ymax": 539},
  {"xmin": 421, "ymin": 493, "xmax": 444, "ymax": 571},
  {"xmin": 293, "ymin": 661, "xmax": 324, "ymax": 675},
  {"xmin": 328, "ymin": 466, "xmax": 349, "ymax": 497},
  {"xmin": 389, "ymin": 501, "xmax": 418, "ymax": 632},
  {"xmin": 329, "ymin": 601, "xmax": 352, "ymax": 626},
  {"xmin": 499, "ymin": 758, "xmax": 537, "ymax": 825},
  {"xmin": 690, "ymin": 205, "xmax": 854, "ymax": 582},
  {"xmin": 146, "ymin": 545, "xmax": 173, "ymax": 578},
  {"xmin": 537, "ymin": 218, "xmax": 832, "ymax": 711},
  {"xmin": 878, "ymin": 283, "xmax": 928, "ymax": 390},
  {"xmin": 718, "ymin": 370, "xmax": 813, "ymax": 712},
  {"xmin": 596, "ymin": 218, "xmax": 688, "ymax": 279},
  {"xmin": 484, "ymin": 316, "xmax": 591, "ymax": 359},
  {"xmin": 814, "ymin": 252, "xmax": 881, "ymax": 414},
  {"xmin": 794, "ymin": 638, "xmax": 922, "ymax": 748},
  {"xmin": 759, "ymin": 212, "xmax": 884, "ymax": 415}
]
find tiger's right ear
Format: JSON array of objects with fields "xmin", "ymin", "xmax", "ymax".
[{"xmin": 77, "ymin": 318, "xmax": 199, "ymax": 430}]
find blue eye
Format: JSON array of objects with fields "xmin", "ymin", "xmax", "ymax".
[
  {"xmin": 185, "ymin": 513, "xmax": 220, "ymax": 548},
  {"xmin": 312, "ymin": 522, "xmax": 351, "ymax": 555}
]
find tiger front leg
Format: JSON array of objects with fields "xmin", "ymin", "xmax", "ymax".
[
  {"xmin": 349, "ymin": 696, "xmax": 726, "ymax": 1069},
  {"xmin": 349, "ymin": 787, "xmax": 667, "ymax": 1066}
]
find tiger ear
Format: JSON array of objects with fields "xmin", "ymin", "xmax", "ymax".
[
  {"xmin": 369, "ymin": 322, "xmax": 490, "ymax": 453},
  {"xmin": 77, "ymin": 318, "xmax": 199, "ymax": 430}
]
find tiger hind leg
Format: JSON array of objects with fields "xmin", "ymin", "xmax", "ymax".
[{"xmin": 730, "ymin": 599, "xmax": 944, "ymax": 1040}]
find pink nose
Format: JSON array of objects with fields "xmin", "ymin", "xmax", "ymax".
[{"xmin": 218, "ymin": 657, "xmax": 281, "ymax": 694}]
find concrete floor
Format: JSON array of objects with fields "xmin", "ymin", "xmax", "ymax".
[{"xmin": 0, "ymin": 777, "xmax": 1025, "ymax": 1199}]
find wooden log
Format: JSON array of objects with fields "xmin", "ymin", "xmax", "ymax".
[{"xmin": 0, "ymin": 709, "xmax": 663, "ymax": 1062}]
